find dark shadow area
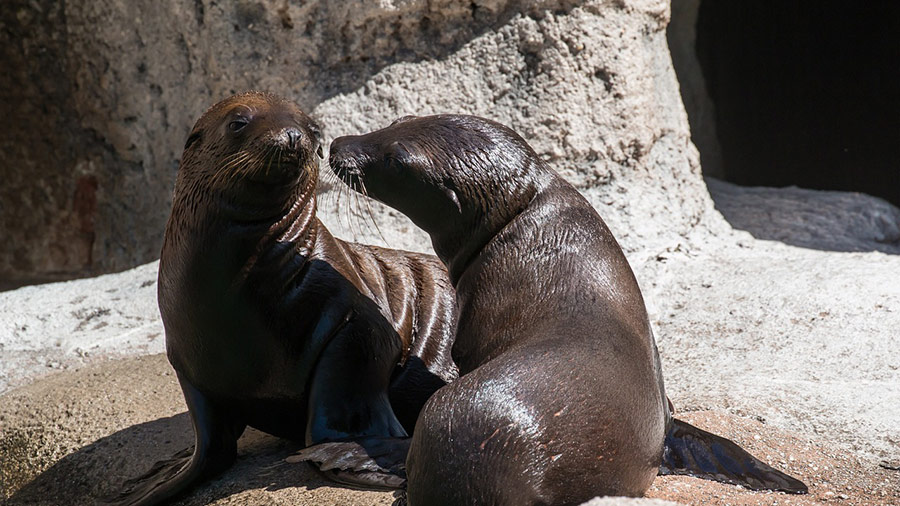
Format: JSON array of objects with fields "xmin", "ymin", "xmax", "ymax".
[
  {"xmin": 7, "ymin": 413, "xmax": 192, "ymax": 505},
  {"xmin": 3, "ymin": 414, "xmax": 359, "ymax": 506},
  {"xmin": 0, "ymin": 277, "xmax": 66, "ymax": 293},
  {"xmin": 695, "ymin": 1, "xmax": 900, "ymax": 207},
  {"xmin": 706, "ymin": 177, "xmax": 900, "ymax": 254}
]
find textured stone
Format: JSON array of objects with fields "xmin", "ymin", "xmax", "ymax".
[
  {"xmin": 667, "ymin": 0, "xmax": 722, "ymax": 178},
  {"xmin": 707, "ymin": 178, "xmax": 900, "ymax": 255},
  {"xmin": 1, "ymin": 0, "xmax": 723, "ymax": 285}
]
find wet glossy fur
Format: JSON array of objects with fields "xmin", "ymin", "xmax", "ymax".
[
  {"xmin": 107, "ymin": 93, "xmax": 458, "ymax": 505},
  {"xmin": 330, "ymin": 115, "xmax": 807, "ymax": 505}
]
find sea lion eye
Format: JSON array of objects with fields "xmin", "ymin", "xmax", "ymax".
[
  {"xmin": 386, "ymin": 142, "xmax": 410, "ymax": 170},
  {"xmin": 228, "ymin": 117, "xmax": 249, "ymax": 133}
]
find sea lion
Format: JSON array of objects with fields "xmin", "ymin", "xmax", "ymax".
[
  {"xmin": 329, "ymin": 114, "xmax": 808, "ymax": 505},
  {"xmin": 107, "ymin": 93, "xmax": 458, "ymax": 505}
]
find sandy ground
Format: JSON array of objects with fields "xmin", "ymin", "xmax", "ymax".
[{"xmin": 1, "ymin": 355, "xmax": 896, "ymax": 505}]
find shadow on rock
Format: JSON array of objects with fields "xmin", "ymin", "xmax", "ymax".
[
  {"xmin": 5, "ymin": 414, "xmax": 351, "ymax": 506},
  {"xmin": 707, "ymin": 177, "xmax": 900, "ymax": 254},
  {"xmin": 310, "ymin": 0, "xmax": 581, "ymax": 104},
  {"xmin": 6, "ymin": 413, "xmax": 189, "ymax": 505}
]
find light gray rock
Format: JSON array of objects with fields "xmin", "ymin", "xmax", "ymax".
[
  {"xmin": 1, "ymin": 0, "xmax": 727, "ymax": 284},
  {"xmin": 637, "ymin": 239, "xmax": 900, "ymax": 463},
  {"xmin": 0, "ymin": 262, "xmax": 163, "ymax": 394}
]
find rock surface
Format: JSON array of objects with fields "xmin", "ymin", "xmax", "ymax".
[
  {"xmin": 1, "ymin": 0, "xmax": 711, "ymax": 285},
  {"xmin": 2, "ymin": 0, "xmax": 898, "ymax": 504},
  {"xmin": 707, "ymin": 178, "xmax": 900, "ymax": 255}
]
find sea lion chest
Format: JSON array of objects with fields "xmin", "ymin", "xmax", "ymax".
[{"xmin": 158, "ymin": 224, "xmax": 364, "ymax": 412}]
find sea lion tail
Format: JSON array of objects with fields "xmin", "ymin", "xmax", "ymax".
[{"xmin": 659, "ymin": 417, "xmax": 808, "ymax": 494}]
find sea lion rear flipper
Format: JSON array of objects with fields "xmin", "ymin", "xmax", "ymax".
[
  {"xmin": 659, "ymin": 417, "xmax": 808, "ymax": 494},
  {"xmin": 103, "ymin": 375, "xmax": 245, "ymax": 505},
  {"xmin": 288, "ymin": 436, "xmax": 411, "ymax": 490}
]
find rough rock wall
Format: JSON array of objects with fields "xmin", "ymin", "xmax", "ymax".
[
  {"xmin": 0, "ymin": 0, "xmax": 721, "ymax": 286},
  {"xmin": 666, "ymin": 0, "xmax": 721, "ymax": 178},
  {"xmin": 314, "ymin": 0, "xmax": 729, "ymax": 255}
]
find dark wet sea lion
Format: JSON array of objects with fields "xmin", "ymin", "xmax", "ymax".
[
  {"xmin": 107, "ymin": 93, "xmax": 458, "ymax": 505},
  {"xmin": 330, "ymin": 114, "xmax": 808, "ymax": 505}
]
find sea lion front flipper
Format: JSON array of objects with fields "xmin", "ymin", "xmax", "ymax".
[
  {"xmin": 103, "ymin": 375, "xmax": 245, "ymax": 505},
  {"xmin": 288, "ymin": 436, "xmax": 411, "ymax": 490},
  {"xmin": 659, "ymin": 417, "xmax": 808, "ymax": 494},
  {"xmin": 296, "ymin": 331, "xmax": 410, "ymax": 490}
]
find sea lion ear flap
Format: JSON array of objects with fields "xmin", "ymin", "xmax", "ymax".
[
  {"xmin": 309, "ymin": 121, "xmax": 325, "ymax": 159},
  {"xmin": 184, "ymin": 131, "xmax": 201, "ymax": 150}
]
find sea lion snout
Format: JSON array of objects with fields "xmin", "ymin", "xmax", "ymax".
[
  {"xmin": 329, "ymin": 135, "xmax": 371, "ymax": 178},
  {"xmin": 274, "ymin": 126, "xmax": 303, "ymax": 151},
  {"xmin": 264, "ymin": 126, "xmax": 306, "ymax": 166}
]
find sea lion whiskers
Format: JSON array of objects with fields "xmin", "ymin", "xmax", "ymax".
[
  {"xmin": 317, "ymin": 157, "xmax": 342, "ymax": 214},
  {"xmin": 274, "ymin": 145, "xmax": 286, "ymax": 177},
  {"xmin": 351, "ymin": 173, "xmax": 368, "ymax": 240},
  {"xmin": 264, "ymin": 145, "xmax": 277, "ymax": 178},
  {"xmin": 217, "ymin": 150, "xmax": 249, "ymax": 167},
  {"xmin": 211, "ymin": 150, "xmax": 255, "ymax": 183},
  {"xmin": 340, "ymin": 161, "xmax": 362, "ymax": 238},
  {"xmin": 224, "ymin": 152, "xmax": 255, "ymax": 172},
  {"xmin": 326, "ymin": 153, "xmax": 346, "ymax": 227},
  {"xmin": 356, "ymin": 175, "xmax": 389, "ymax": 247},
  {"xmin": 206, "ymin": 151, "xmax": 251, "ymax": 182},
  {"xmin": 347, "ymin": 169, "xmax": 364, "ymax": 240},
  {"xmin": 332, "ymin": 161, "xmax": 348, "ymax": 229},
  {"xmin": 349, "ymin": 170, "xmax": 382, "ymax": 244},
  {"xmin": 250, "ymin": 144, "xmax": 277, "ymax": 181},
  {"xmin": 328, "ymin": 144, "xmax": 371, "ymax": 239},
  {"xmin": 205, "ymin": 154, "xmax": 248, "ymax": 189},
  {"xmin": 327, "ymin": 163, "xmax": 346, "ymax": 227}
]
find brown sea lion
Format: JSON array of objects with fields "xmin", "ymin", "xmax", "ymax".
[
  {"xmin": 107, "ymin": 93, "xmax": 458, "ymax": 505},
  {"xmin": 329, "ymin": 114, "xmax": 808, "ymax": 505}
]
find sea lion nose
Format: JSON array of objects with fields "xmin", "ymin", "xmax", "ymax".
[
  {"xmin": 280, "ymin": 127, "xmax": 302, "ymax": 150},
  {"xmin": 329, "ymin": 136, "xmax": 359, "ymax": 167}
]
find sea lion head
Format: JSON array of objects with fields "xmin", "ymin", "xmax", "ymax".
[
  {"xmin": 175, "ymin": 91, "xmax": 323, "ymax": 220},
  {"xmin": 329, "ymin": 114, "xmax": 550, "ymax": 278}
]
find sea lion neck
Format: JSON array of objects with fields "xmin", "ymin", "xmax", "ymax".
[
  {"xmin": 160, "ymin": 170, "xmax": 320, "ymax": 297},
  {"xmin": 230, "ymin": 173, "xmax": 320, "ymax": 290},
  {"xmin": 430, "ymin": 169, "xmax": 552, "ymax": 286}
]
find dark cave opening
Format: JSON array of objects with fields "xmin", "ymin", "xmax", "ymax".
[{"xmin": 693, "ymin": 1, "xmax": 900, "ymax": 207}]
